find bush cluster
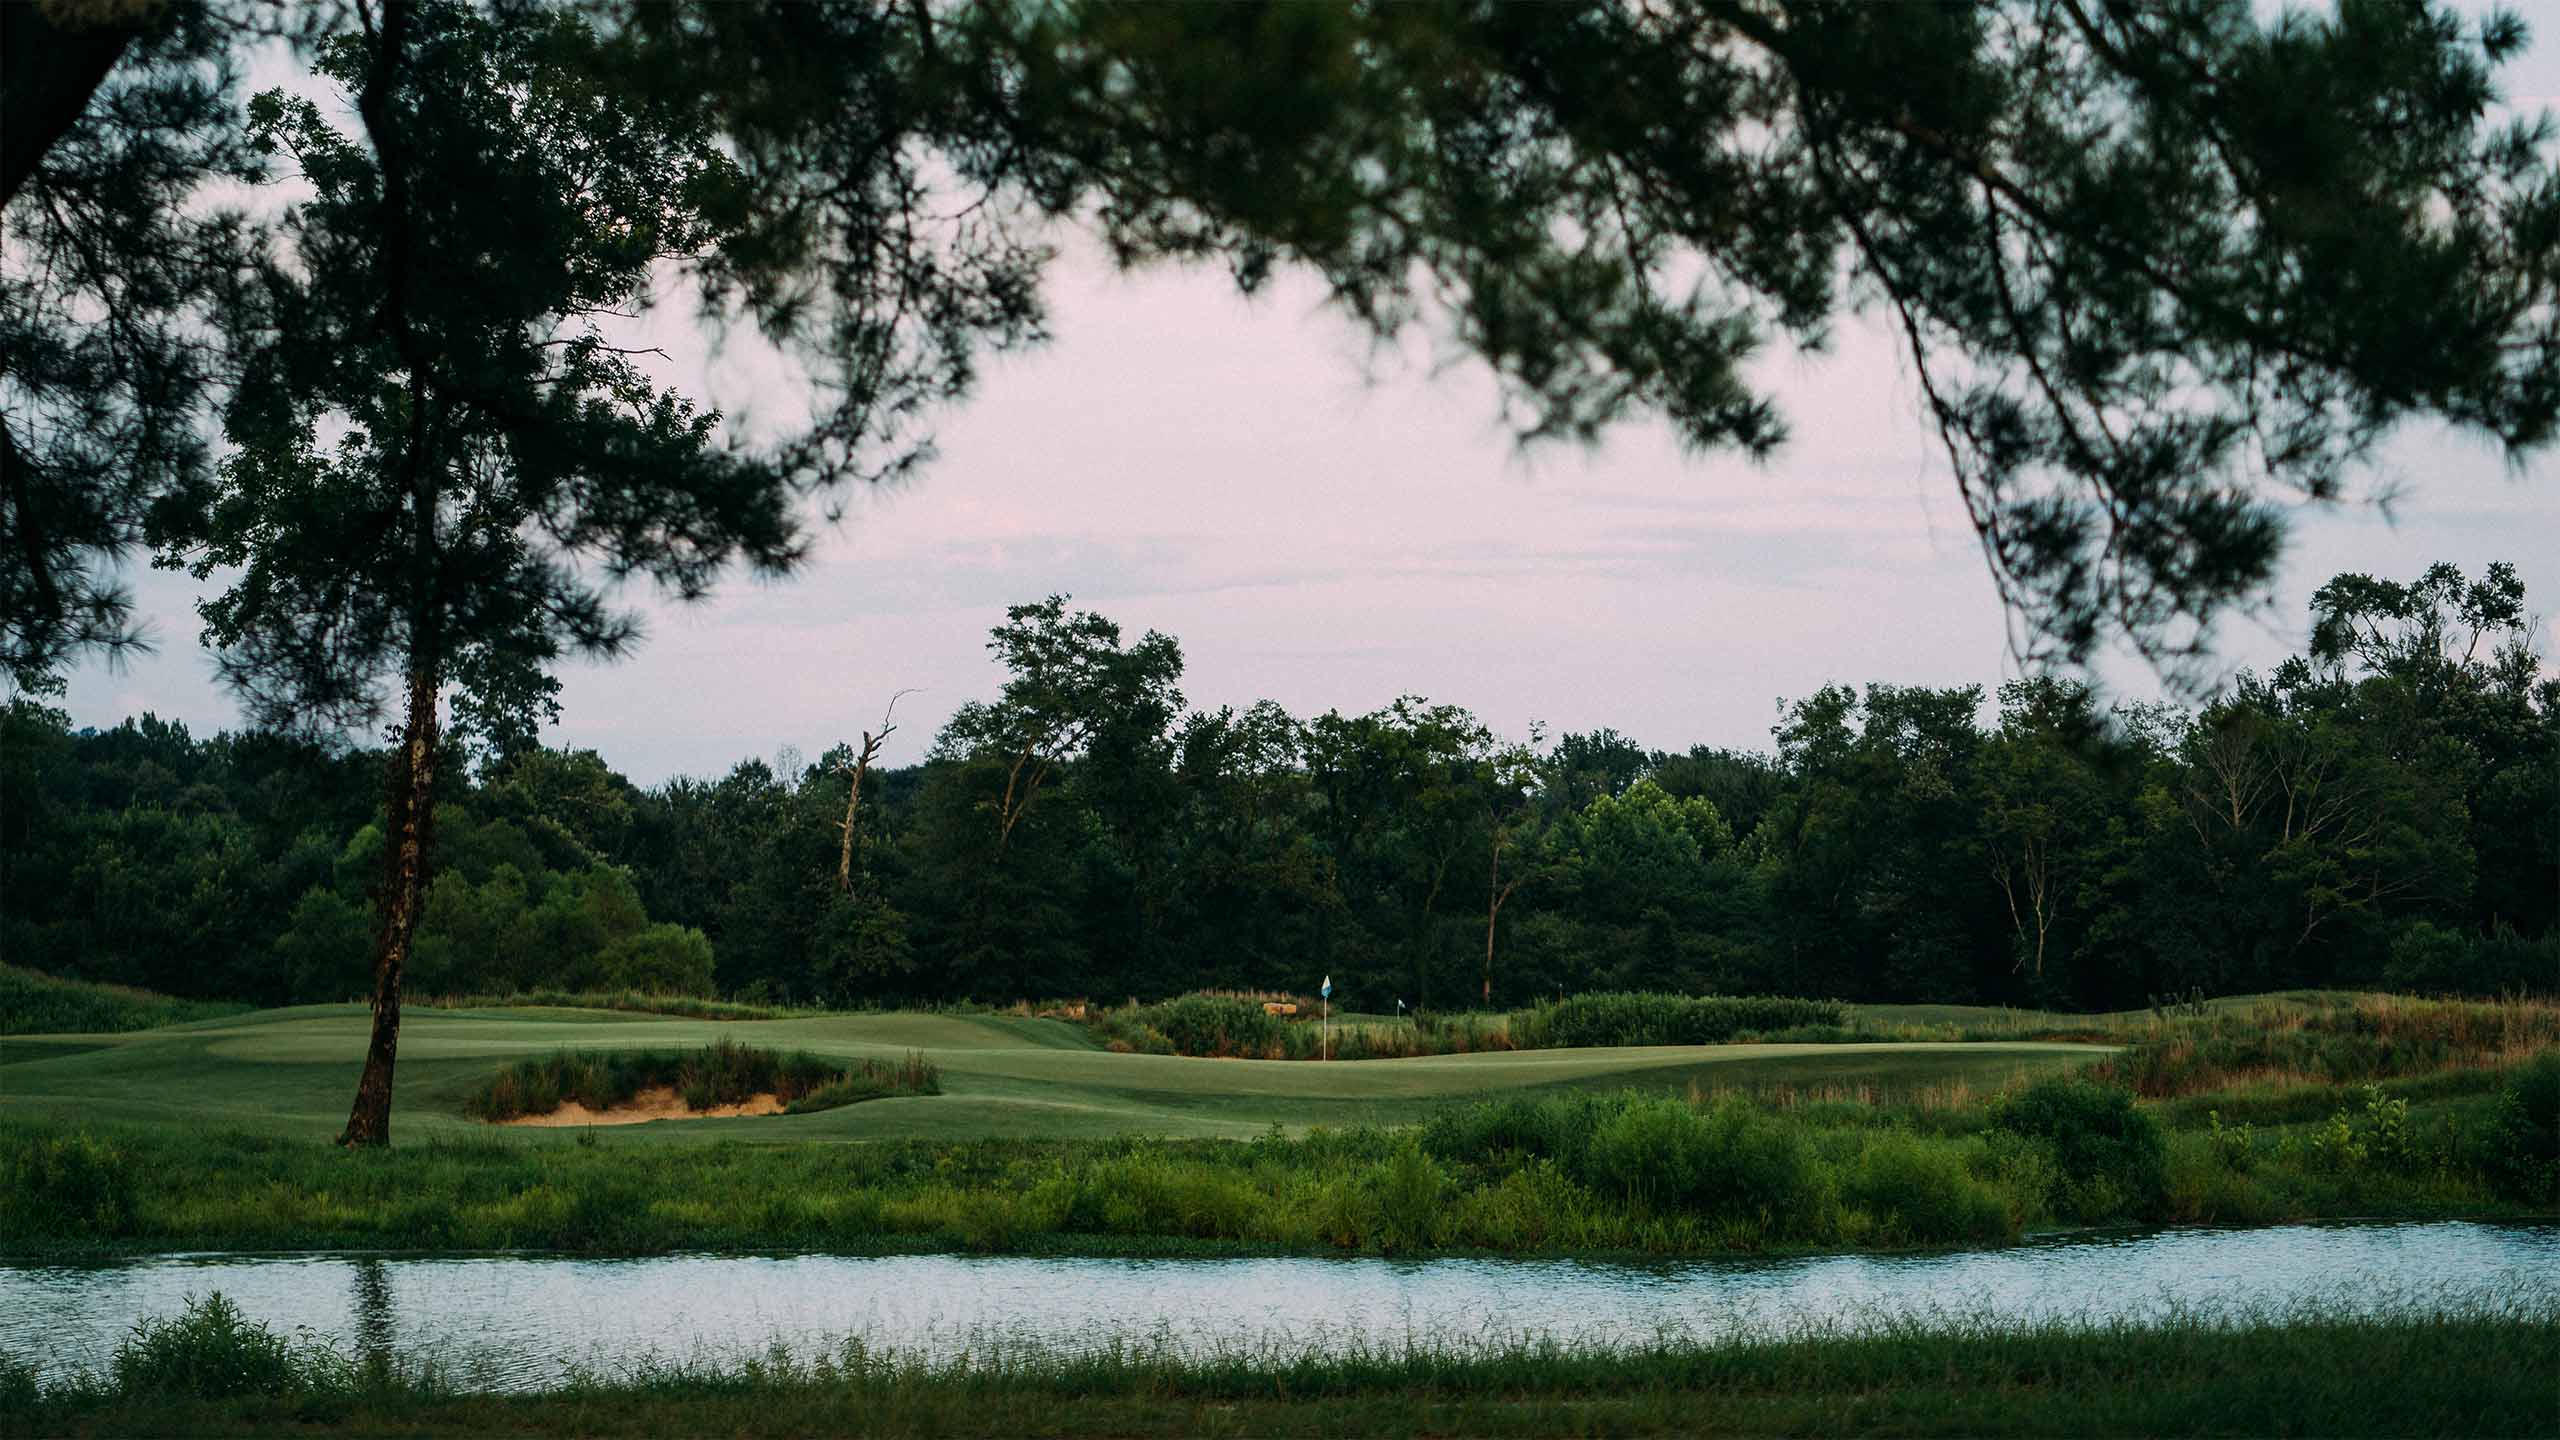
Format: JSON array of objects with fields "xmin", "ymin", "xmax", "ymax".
[
  {"xmin": 110, "ymin": 1293, "xmax": 311, "ymax": 1400},
  {"xmin": 1420, "ymin": 1090, "xmax": 2020, "ymax": 1247},
  {"xmin": 1, "ymin": 1129, "xmax": 136, "ymax": 1244},
  {"xmin": 1144, "ymin": 995, "xmax": 1285, "ymax": 1058},
  {"xmin": 1991, "ymin": 1077, "xmax": 2167, "ymax": 1221},
  {"xmin": 2483, "ymin": 1053, "xmax": 2560, "ymax": 1202}
]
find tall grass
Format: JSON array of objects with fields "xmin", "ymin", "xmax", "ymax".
[
  {"xmin": 11, "ymin": 1290, "xmax": 2555, "ymax": 1438},
  {"xmin": 2097, "ymin": 993, "xmax": 2560, "ymax": 1100},
  {"xmin": 461, "ymin": 1039, "xmax": 939, "ymax": 1121},
  {"xmin": 0, "ymin": 964, "xmax": 251, "ymax": 1036}
]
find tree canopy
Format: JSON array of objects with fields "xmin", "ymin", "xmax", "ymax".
[{"xmin": 7, "ymin": 0, "xmax": 2556, "ymax": 689}]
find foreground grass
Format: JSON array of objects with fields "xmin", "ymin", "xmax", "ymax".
[{"xmin": 11, "ymin": 1294, "xmax": 2555, "ymax": 1438}]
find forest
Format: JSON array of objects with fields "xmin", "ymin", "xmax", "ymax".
[{"xmin": 6, "ymin": 561, "xmax": 2551, "ymax": 1017}]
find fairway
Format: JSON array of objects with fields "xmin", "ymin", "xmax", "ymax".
[{"xmin": 0, "ymin": 1005, "xmax": 2113, "ymax": 1144}]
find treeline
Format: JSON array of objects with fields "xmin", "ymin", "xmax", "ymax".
[{"xmin": 4, "ymin": 565, "xmax": 2553, "ymax": 1013}]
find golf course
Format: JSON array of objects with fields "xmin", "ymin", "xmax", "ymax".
[
  {"xmin": 0, "ymin": 1000, "xmax": 2115, "ymax": 1144},
  {"xmin": 8, "ymin": 986, "xmax": 2557, "ymax": 1439}
]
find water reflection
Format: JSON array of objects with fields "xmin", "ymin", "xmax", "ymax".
[
  {"xmin": 3, "ymin": 1221, "xmax": 2552, "ymax": 1393},
  {"xmin": 350, "ymin": 1258, "xmax": 394, "ymax": 1375}
]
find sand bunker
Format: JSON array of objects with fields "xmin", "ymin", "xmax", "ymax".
[{"xmin": 498, "ymin": 1085, "xmax": 787, "ymax": 1127}]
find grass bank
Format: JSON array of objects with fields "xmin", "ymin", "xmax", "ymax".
[
  {"xmin": 0, "ymin": 964, "xmax": 250, "ymax": 1037},
  {"xmin": 9, "ymin": 1291, "xmax": 2554, "ymax": 1438},
  {"xmin": 9, "ymin": 1057, "xmax": 2551, "ymax": 1259}
]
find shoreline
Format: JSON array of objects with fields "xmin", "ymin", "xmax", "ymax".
[{"xmin": 9, "ymin": 1208, "xmax": 2557, "ymax": 1269}]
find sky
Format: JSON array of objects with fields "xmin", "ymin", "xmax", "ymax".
[{"xmin": 48, "ymin": 12, "xmax": 2560, "ymax": 786}]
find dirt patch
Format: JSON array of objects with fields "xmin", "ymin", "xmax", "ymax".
[{"xmin": 496, "ymin": 1084, "xmax": 788, "ymax": 1127}]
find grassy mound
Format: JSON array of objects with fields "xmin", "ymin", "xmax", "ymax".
[
  {"xmin": 462, "ymin": 1038, "xmax": 938, "ymax": 1121},
  {"xmin": 0, "ymin": 964, "xmax": 251, "ymax": 1037}
]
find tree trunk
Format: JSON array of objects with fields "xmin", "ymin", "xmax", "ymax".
[{"xmin": 340, "ymin": 665, "xmax": 440, "ymax": 1148}]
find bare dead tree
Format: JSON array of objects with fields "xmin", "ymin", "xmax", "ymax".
[{"xmin": 838, "ymin": 688, "xmax": 918, "ymax": 892}]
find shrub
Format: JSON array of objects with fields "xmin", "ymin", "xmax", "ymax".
[
  {"xmin": 111, "ymin": 1293, "xmax": 306, "ymax": 1400},
  {"xmin": 1580, "ymin": 1097, "xmax": 1829, "ymax": 1236},
  {"xmin": 2383, "ymin": 921, "xmax": 2474, "ymax": 995},
  {"xmin": 1583, "ymin": 1099, "xmax": 1714, "ymax": 1207},
  {"xmin": 1993, "ymin": 1077, "xmax": 2167, "ymax": 1221},
  {"xmin": 1143, "ymin": 994, "xmax": 1284, "ymax": 1057},
  {"xmin": 599, "ymin": 924, "xmax": 717, "ymax": 996},
  {"xmin": 1450, "ymin": 1161, "xmax": 1593, "ymax": 1249},
  {"xmin": 1083, "ymin": 1152, "xmax": 1259, "ymax": 1239},
  {"xmin": 1370, "ymin": 1143, "xmax": 1450, "ymax": 1251},
  {"xmin": 1965, "ymin": 1129, "xmax": 2060, "ymax": 1230},
  {"xmin": 1420, "ymin": 1092, "xmax": 1608, "ymax": 1172},
  {"xmin": 2482, "ymin": 1052, "xmax": 2560, "ymax": 1201},
  {"xmin": 1845, "ymin": 1133, "xmax": 2012, "ymax": 1246},
  {"xmin": 2472, "ymin": 926, "xmax": 2560, "ymax": 998},
  {"xmin": 3, "ymin": 1128, "xmax": 136, "ymax": 1240}
]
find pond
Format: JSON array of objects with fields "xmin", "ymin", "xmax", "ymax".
[{"xmin": 5, "ymin": 1221, "xmax": 2553, "ymax": 1391}]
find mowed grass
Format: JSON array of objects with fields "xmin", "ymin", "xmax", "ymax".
[{"xmin": 0, "ymin": 1004, "xmax": 2113, "ymax": 1145}]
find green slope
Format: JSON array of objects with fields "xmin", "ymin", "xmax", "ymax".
[{"xmin": 0, "ymin": 1005, "xmax": 2111, "ymax": 1143}]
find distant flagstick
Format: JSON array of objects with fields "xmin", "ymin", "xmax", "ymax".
[{"xmin": 1320, "ymin": 974, "xmax": 1332, "ymax": 1062}]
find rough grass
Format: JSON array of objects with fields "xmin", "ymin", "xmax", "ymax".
[
  {"xmin": 2096, "ymin": 993, "xmax": 2560, "ymax": 1099},
  {"xmin": 10, "ymin": 1291, "xmax": 2555, "ymax": 1438},
  {"xmin": 462, "ymin": 1039, "xmax": 938, "ymax": 1120},
  {"xmin": 0, "ymin": 964, "xmax": 250, "ymax": 1037}
]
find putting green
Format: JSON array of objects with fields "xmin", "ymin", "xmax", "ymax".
[{"xmin": 0, "ymin": 1005, "xmax": 2114, "ymax": 1144}]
